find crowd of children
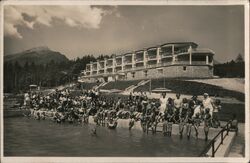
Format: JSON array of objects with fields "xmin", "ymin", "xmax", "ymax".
[{"xmin": 22, "ymin": 88, "xmax": 222, "ymax": 140}]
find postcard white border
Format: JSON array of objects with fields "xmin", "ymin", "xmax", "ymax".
[{"xmin": 0, "ymin": 0, "xmax": 249, "ymax": 163}]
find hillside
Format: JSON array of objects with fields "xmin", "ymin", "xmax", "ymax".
[
  {"xmin": 187, "ymin": 78, "xmax": 244, "ymax": 93},
  {"xmin": 4, "ymin": 46, "xmax": 69, "ymax": 65}
]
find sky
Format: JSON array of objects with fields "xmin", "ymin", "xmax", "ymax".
[{"xmin": 4, "ymin": 5, "xmax": 244, "ymax": 62}]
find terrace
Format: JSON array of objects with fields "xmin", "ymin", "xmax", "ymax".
[
  {"xmin": 135, "ymin": 50, "xmax": 144, "ymax": 63},
  {"xmin": 135, "ymin": 62, "xmax": 144, "ymax": 68},
  {"xmin": 124, "ymin": 54, "xmax": 133, "ymax": 64},
  {"xmin": 86, "ymin": 64, "xmax": 91, "ymax": 72},
  {"xmin": 86, "ymin": 71, "xmax": 91, "ymax": 76},
  {"xmin": 98, "ymin": 69, "xmax": 105, "ymax": 74},
  {"xmin": 124, "ymin": 64, "xmax": 133, "ymax": 70},
  {"xmin": 115, "ymin": 66, "xmax": 122, "ymax": 72},
  {"xmin": 92, "ymin": 70, "xmax": 97, "ymax": 75},
  {"xmin": 147, "ymin": 60, "xmax": 157, "ymax": 67},
  {"xmin": 92, "ymin": 63, "xmax": 98, "ymax": 71},
  {"xmin": 99, "ymin": 61, "xmax": 105, "ymax": 69},
  {"xmin": 192, "ymin": 50, "xmax": 214, "ymax": 65},
  {"xmin": 175, "ymin": 53, "xmax": 190, "ymax": 65},
  {"xmin": 147, "ymin": 47, "xmax": 157, "ymax": 60},
  {"xmin": 160, "ymin": 46, "xmax": 173, "ymax": 58},
  {"xmin": 106, "ymin": 59, "xmax": 113, "ymax": 68},
  {"xmin": 161, "ymin": 57, "xmax": 173, "ymax": 65},
  {"xmin": 106, "ymin": 67, "xmax": 113, "ymax": 73},
  {"xmin": 115, "ymin": 57, "xmax": 122, "ymax": 66}
]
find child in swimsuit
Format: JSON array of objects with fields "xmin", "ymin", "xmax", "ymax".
[{"xmin": 204, "ymin": 108, "xmax": 212, "ymax": 141}]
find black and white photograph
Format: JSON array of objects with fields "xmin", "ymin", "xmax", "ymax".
[{"xmin": 1, "ymin": 0, "xmax": 249, "ymax": 163}]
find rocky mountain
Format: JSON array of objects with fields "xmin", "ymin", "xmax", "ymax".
[{"xmin": 4, "ymin": 46, "xmax": 69, "ymax": 66}]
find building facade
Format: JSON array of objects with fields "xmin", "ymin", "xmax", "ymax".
[{"xmin": 79, "ymin": 42, "xmax": 214, "ymax": 83}]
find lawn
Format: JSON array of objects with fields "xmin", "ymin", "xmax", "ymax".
[
  {"xmin": 134, "ymin": 78, "xmax": 244, "ymax": 102},
  {"xmin": 101, "ymin": 80, "xmax": 141, "ymax": 90}
]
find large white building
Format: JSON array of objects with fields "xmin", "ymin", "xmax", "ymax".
[{"xmin": 79, "ymin": 42, "xmax": 215, "ymax": 83}]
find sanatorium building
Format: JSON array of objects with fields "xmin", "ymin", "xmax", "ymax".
[{"xmin": 79, "ymin": 42, "xmax": 215, "ymax": 83}]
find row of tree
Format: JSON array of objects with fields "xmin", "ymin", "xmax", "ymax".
[{"xmin": 214, "ymin": 54, "xmax": 244, "ymax": 78}]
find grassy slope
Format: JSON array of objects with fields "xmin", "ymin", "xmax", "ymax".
[
  {"xmin": 187, "ymin": 78, "xmax": 244, "ymax": 93},
  {"xmin": 134, "ymin": 78, "xmax": 244, "ymax": 102},
  {"xmin": 101, "ymin": 80, "xmax": 141, "ymax": 90}
]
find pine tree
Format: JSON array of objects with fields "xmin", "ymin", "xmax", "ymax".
[{"xmin": 235, "ymin": 54, "xmax": 244, "ymax": 63}]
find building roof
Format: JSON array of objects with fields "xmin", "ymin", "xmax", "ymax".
[
  {"xmin": 161, "ymin": 42, "xmax": 198, "ymax": 48},
  {"xmin": 135, "ymin": 50, "xmax": 144, "ymax": 53},
  {"xmin": 147, "ymin": 47, "xmax": 157, "ymax": 51}
]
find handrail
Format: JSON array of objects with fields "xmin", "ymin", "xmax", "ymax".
[{"xmin": 199, "ymin": 120, "xmax": 231, "ymax": 157}]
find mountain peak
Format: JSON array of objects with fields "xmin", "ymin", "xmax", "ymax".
[
  {"xmin": 23, "ymin": 46, "xmax": 50, "ymax": 53},
  {"xmin": 4, "ymin": 46, "xmax": 69, "ymax": 66}
]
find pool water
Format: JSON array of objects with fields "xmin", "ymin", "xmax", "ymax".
[{"xmin": 4, "ymin": 117, "xmax": 208, "ymax": 157}]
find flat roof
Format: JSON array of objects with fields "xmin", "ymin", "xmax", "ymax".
[
  {"xmin": 161, "ymin": 42, "xmax": 198, "ymax": 48},
  {"xmin": 147, "ymin": 47, "xmax": 157, "ymax": 51},
  {"xmin": 135, "ymin": 50, "xmax": 144, "ymax": 53}
]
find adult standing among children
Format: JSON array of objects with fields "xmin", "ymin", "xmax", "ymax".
[
  {"xmin": 212, "ymin": 99, "xmax": 222, "ymax": 128},
  {"xmin": 159, "ymin": 92, "xmax": 168, "ymax": 115},
  {"xmin": 174, "ymin": 93, "xmax": 182, "ymax": 123},
  {"xmin": 202, "ymin": 93, "xmax": 214, "ymax": 117}
]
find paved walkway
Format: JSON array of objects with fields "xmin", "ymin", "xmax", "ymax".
[{"xmin": 228, "ymin": 123, "xmax": 245, "ymax": 157}]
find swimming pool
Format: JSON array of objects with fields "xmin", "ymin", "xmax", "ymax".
[{"xmin": 4, "ymin": 117, "xmax": 209, "ymax": 157}]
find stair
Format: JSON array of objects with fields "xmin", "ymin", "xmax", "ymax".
[
  {"xmin": 124, "ymin": 80, "xmax": 150, "ymax": 93},
  {"xmin": 93, "ymin": 81, "xmax": 109, "ymax": 90}
]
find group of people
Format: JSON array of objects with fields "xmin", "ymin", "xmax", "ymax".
[{"xmin": 22, "ymin": 88, "xmax": 222, "ymax": 140}]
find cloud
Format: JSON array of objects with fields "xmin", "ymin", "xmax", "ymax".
[{"xmin": 4, "ymin": 5, "xmax": 116, "ymax": 39}]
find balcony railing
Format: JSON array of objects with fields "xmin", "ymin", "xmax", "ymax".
[
  {"xmin": 161, "ymin": 52, "xmax": 172, "ymax": 58},
  {"xmin": 98, "ymin": 70, "xmax": 104, "ymax": 74},
  {"xmin": 191, "ymin": 61, "xmax": 207, "ymax": 65},
  {"xmin": 174, "ymin": 61, "xmax": 190, "ymax": 65},
  {"xmin": 116, "ymin": 62, "xmax": 122, "ymax": 65},
  {"xmin": 106, "ymin": 64, "xmax": 113, "ymax": 67},
  {"xmin": 147, "ymin": 55, "xmax": 157, "ymax": 60},
  {"xmin": 135, "ymin": 58, "xmax": 144, "ymax": 62},
  {"xmin": 124, "ymin": 60, "xmax": 132, "ymax": 64}
]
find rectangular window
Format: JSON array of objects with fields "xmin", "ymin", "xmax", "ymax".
[
  {"xmin": 132, "ymin": 72, "xmax": 135, "ymax": 78},
  {"xmin": 157, "ymin": 69, "xmax": 163, "ymax": 74},
  {"xmin": 183, "ymin": 66, "xmax": 187, "ymax": 71}
]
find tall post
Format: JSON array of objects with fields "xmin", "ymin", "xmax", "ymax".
[
  {"xmin": 112, "ymin": 57, "xmax": 115, "ymax": 74},
  {"xmin": 143, "ymin": 50, "xmax": 147, "ymax": 68},
  {"xmin": 221, "ymin": 131, "xmax": 224, "ymax": 145},
  {"xmin": 164, "ymin": 77, "xmax": 166, "ymax": 88},
  {"xmin": 172, "ymin": 45, "xmax": 175, "ymax": 55},
  {"xmin": 149, "ymin": 78, "xmax": 152, "ymax": 94},
  {"xmin": 156, "ymin": 47, "xmax": 160, "ymax": 65},
  {"xmin": 90, "ymin": 63, "xmax": 93, "ymax": 75},
  {"xmin": 206, "ymin": 55, "xmax": 209, "ymax": 64},
  {"xmin": 104, "ymin": 59, "xmax": 107, "ymax": 74},
  {"xmin": 172, "ymin": 45, "xmax": 175, "ymax": 64},
  {"xmin": 121, "ymin": 56, "xmax": 124, "ymax": 72},
  {"xmin": 212, "ymin": 140, "xmax": 215, "ymax": 157},
  {"xmin": 189, "ymin": 45, "xmax": 192, "ymax": 65},
  {"xmin": 132, "ymin": 52, "xmax": 135, "ymax": 70},
  {"xmin": 96, "ymin": 62, "xmax": 99, "ymax": 74}
]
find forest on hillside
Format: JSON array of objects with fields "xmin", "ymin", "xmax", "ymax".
[
  {"xmin": 4, "ymin": 55, "xmax": 96, "ymax": 93},
  {"xmin": 213, "ymin": 54, "xmax": 244, "ymax": 78}
]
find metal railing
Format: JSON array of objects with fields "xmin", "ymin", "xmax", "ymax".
[{"xmin": 199, "ymin": 121, "xmax": 231, "ymax": 157}]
